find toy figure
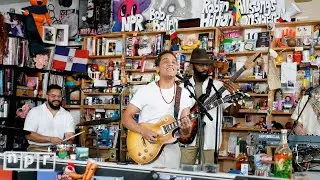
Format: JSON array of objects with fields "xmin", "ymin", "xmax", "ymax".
[
  {"xmin": 271, "ymin": 121, "xmax": 284, "ymax": 130},
  {"xmin": 261, "ymin": 100, "xmax": 268, "ymax": 110},
  {"xmin": 255, "ymin": 117, "xmax": 267, "ymax": 129},
  {"xmin": 22, "ymin": 0, "xmax": 51, "ymax": 39}
]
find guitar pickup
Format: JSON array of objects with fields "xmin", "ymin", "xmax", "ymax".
[{"xmin": 160, "ymin": 125, "xmax": 167, "ymax": 135}]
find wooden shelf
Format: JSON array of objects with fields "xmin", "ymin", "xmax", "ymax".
[
  {"xmin": 218, "ymin": 156, "xmax": 236, "ymax": 161},
  {"xmin": 173, "ymin": 50, "xmax": 213, "ymax": 54},
  {"xmin": 238, "ymin": 109, "xmax": 267, "ymax": 114},
  {"xmin": 63, "ymin": 105, "xmax": 80, "ymax": 109},
  {"xmin": 248, "ymin": 93, "xmax": 268, "ymax": 97},
  {"xmin": 86, "ymin": 136, "xmax": 113, "ymax": 140},
  {"xmin": 125, "ymin": 56, "xmax": 157, "ymax": 59},
  {"xmin": 16, "ymin": 96, "xmax": 46, "ymax": 101},
  {"xmin": 234, "ymin": 78, "xmax": 267, "ymax": 82},
  {"xmin": 125, "ymin": 69, "xmax": 156, "ymax": 72},
  {"xmin": 222, "ymin": 127, "xmax": 281, "ymax": 132},
  {"xmin": 271, "ymin": 110, "xmax": 293, "ymax": 115},
  {"xmin": 127, "ymin": 81, "xmax": 150, "ymax": 85},
  {"xmin": 84, "ymin": 92, "xmax": 120, "ymax": 96},
  {"xmin": 88, "ymin": 146, "xmax": 118, "ymax": 150},
  {"xmin": 273, "ymin": 46, "xmax": 320, "ymax": 52},
  {"xmin": 83, "ymin": 104, "xmax": 120, "ymax": 110},
  {"xmin": 220, "ymin": 50, "xmax": 267, "ymax": 56},
  {"xmin": 89, "ymin": 55, "xmax": 122, "ymax": 59}
]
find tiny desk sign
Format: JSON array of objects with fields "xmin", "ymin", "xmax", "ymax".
[{"xmin": 3, "ymin": 151, "xmax": 56, "ymax": 171}]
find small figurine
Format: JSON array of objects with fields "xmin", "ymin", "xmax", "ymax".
[
  {"xmin": 271, "ymin": 121, "xmax": 284, "ymax": 130},
  {"xmin": 255, "ymin": 117, "xmax": 267, "ymax": 129},
  {"xmin": 261, "ymin": 100, "xmax": 268, "ymax": 110}
]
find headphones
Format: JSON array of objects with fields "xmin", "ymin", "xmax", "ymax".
[{"xmin": 59, "ymin": 0, "xmax": 72, "ymax": 8}]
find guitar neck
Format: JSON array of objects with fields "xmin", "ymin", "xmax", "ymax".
[
  {"xmin": 229, "ymin": 66, "xmax": 246, "ymax": 82},
  {"xmin": 164, "ymin": 98, "xmax": 225, "ymax": 133}
]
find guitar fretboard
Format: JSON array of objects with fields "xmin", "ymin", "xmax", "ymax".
[
  {"xmin": 162, "ymin": 98, "xmax": 226, "ymax": 134},
  {"xmin": 229, "ymin": 66, "xmax": 246, "ymax": 82}
]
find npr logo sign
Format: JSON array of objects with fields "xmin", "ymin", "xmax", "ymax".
[{"xmin": 3, "ymin": 152, "xmax": 56, "ymax": 171}]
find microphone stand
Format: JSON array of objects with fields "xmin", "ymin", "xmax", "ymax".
[
  {"xmin": 183, "ymin": 79, "xmax": 213, "ymax": 168},
  {"xmin": 209, "ymin": 78, "xmax": 221, "ymax": 165}
]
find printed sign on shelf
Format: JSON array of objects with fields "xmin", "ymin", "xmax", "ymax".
[{"xmin": 3, "ymin": 151, "xmax": 56, "ymax": 171}]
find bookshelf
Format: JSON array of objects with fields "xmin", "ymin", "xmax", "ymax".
[{"xmin": 81, "ymin": 20, "xmax": 320, "ymax": 167}]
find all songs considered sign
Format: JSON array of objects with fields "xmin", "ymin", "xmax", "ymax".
[{"xmin": 200, "ymin": 0, "xmax": 284, "ymax": 27}]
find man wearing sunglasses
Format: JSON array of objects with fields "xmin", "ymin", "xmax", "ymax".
[{"xmin": 23, "ymin": 84, "xmax": 75, "ymax": 152}]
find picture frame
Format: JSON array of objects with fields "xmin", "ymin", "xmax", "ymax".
[
  {"xmin": 54, "ymin": 24, "xmax": 69, "ymax": 46},
  {"xmin": 42, "ymin": 26, "xmax": 56, "ymax": 44},
  {"xmin": 223, "ymin": 116, "xmax": 235, "ymax": 128},
  {"xmin": 106, "ymin": 40, "xmax": 116, "ymax": 55},
  {"xmin": 44, "ymin": 47, "xmax": 55, "ymax": 70},
  {"xmin": 5, "ymin": 12, "xmax": 26, "ymax": 38}
]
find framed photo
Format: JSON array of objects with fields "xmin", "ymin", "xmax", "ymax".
[
  {"xmin": 223, "ymin": 116, "xmax": 235, "ymax": 128},
  {"xmin": 42, "ymin": 26, "xmax": 56, "ymax": 44},
  {"xmin": 106, "ymin": 40, "xmax": 116, "ymax": 55},
  {"xmin": 54, "ymin": 24, "xmax": 69, "ymax": 46},
  {"xmin": 5, "ymin": 13, "xmax": 26, "ymax": 38},
  {"xmin": 245, "ymin": 114, "xmax": 253, "ymax": 123},
  {"xmin": 44, "ymin": 47, "xmax": 55, "ymax": 70}
]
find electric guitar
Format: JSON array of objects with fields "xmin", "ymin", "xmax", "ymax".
[
  {"xmin": 127, "ymin": 92, "xmax": 248, "ymax": 164},
  {"xmin": 179, "ymin": 52, "xmax": 262, "ymax": 144}
]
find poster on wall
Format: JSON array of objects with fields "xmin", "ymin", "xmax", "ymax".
[
  {"xmin": 47, "ymin": 0, "xmax": 79, "ymax": 37},
  {"xmin": 111, "ymin": 0, "xmax": 285, "ymax": 32}
]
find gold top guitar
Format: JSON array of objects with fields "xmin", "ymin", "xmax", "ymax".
[{"xmin": 126, "ymin": 92, "xmax": 248, "ymax": 164}]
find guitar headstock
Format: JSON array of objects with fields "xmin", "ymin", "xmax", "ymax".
[
  {"xmin": 223, "ymin": 91, "xmax": 250, "ymax": 104},
  {"xmin": 244, "ymin": 52, "xmax": 263, "ymax": 70}
]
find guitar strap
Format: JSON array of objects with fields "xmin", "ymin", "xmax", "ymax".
[{"xmin": 174, "ymin": 84, "xmax": 182, "ymax": 120}]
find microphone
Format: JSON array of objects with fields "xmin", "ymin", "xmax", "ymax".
[{"xmin": 176, "ymin": 74, "xmax": 192, "ymax": 87}]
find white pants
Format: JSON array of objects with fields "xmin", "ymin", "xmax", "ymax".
[{"xmin": 144, "ymin": 143, "xmax": 181, "ymax": 169}]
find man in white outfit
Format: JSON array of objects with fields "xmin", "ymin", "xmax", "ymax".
[{"xmin": 122, "ymin": 51, "xmax": 193, "ymax": 169}]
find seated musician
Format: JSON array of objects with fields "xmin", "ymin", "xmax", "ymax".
[
  {"xmin": 23, "ymin": 84, "xmax": 75, "ymax": 152},
  {"xmin": 180, "ymin": 48, "xmax": 240, "ymax": 165},
  {"xmin": 122, "ymin": 51, "xmax": 193, "ymax": 169},
  {"xmin": 292, "ymin": 94, "xmax": 320, "ymax": 136}
]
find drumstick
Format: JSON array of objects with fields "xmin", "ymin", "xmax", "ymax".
[{"xmin": 63, "ymin": 131, "xmax": 85, "ymax": 142}]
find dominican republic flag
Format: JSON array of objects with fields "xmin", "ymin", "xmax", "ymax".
[{"xmin": 52, "ymin": 47, "xmax": 89, "ymax": 72}]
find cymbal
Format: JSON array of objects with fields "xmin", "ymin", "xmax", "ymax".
[
  {"xmin": 0, "ymin": 126, "xmax": 31, "ymax": 136},
  {"xmin": 76, "ymin": 118, "xmax": 120, "ymax": 126}
]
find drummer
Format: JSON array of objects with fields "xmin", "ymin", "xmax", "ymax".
[{"xmin": 23, "ymin": 84, "xmax": 75, "ymax": 152}]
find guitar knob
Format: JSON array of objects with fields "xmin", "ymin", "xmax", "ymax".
[
  {"xmin": 149, "ymin": 153, "xmax": 153, "ymax": 157},
  {"xmin": 144, "ymin": 149, "xmax": 148, "ymax": 153},
  {"xmin": 142, "ymin": 156, "xmax": 146, "ymax": 160},
  {"xmin": 138, "ymin": 152, "xmax": 142, "ymax": 156}
]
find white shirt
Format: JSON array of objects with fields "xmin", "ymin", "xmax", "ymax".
[
  {"xmin": 291, "ymin": 95, "xmax": 320, "ymax": 136},
  {"xmin": 130, "ymin": 81, "xmax": 193, "ymax": 124},
  {"xmin": 23, "ymin": 103, "xmax": 75, "ymax": 146},
  {"xmin": 183, "ymin": 77, "xmax": 231, "ymax": 150},
  {"xmin": 130, "ymin": 81, "xmax": 193, "ymax": 169}
]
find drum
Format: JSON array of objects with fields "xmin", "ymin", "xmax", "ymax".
[{"xmin": 55, "ymin": 144, "xmax": 76, "ymax": 159}]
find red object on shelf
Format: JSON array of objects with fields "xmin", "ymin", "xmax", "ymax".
[{"xmin": 293, "ymin": 51, "xmax": 302, "ymax": 63}]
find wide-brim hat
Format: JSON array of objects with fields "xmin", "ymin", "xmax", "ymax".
[{"xmin": 189, "ymin": 48, "xmax": 213, "ymax": 64}]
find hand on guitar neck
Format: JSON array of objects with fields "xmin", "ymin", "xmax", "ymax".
[{"xmin": 222, "ymin": 80, "xmax": 240, "ymax": 93}]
